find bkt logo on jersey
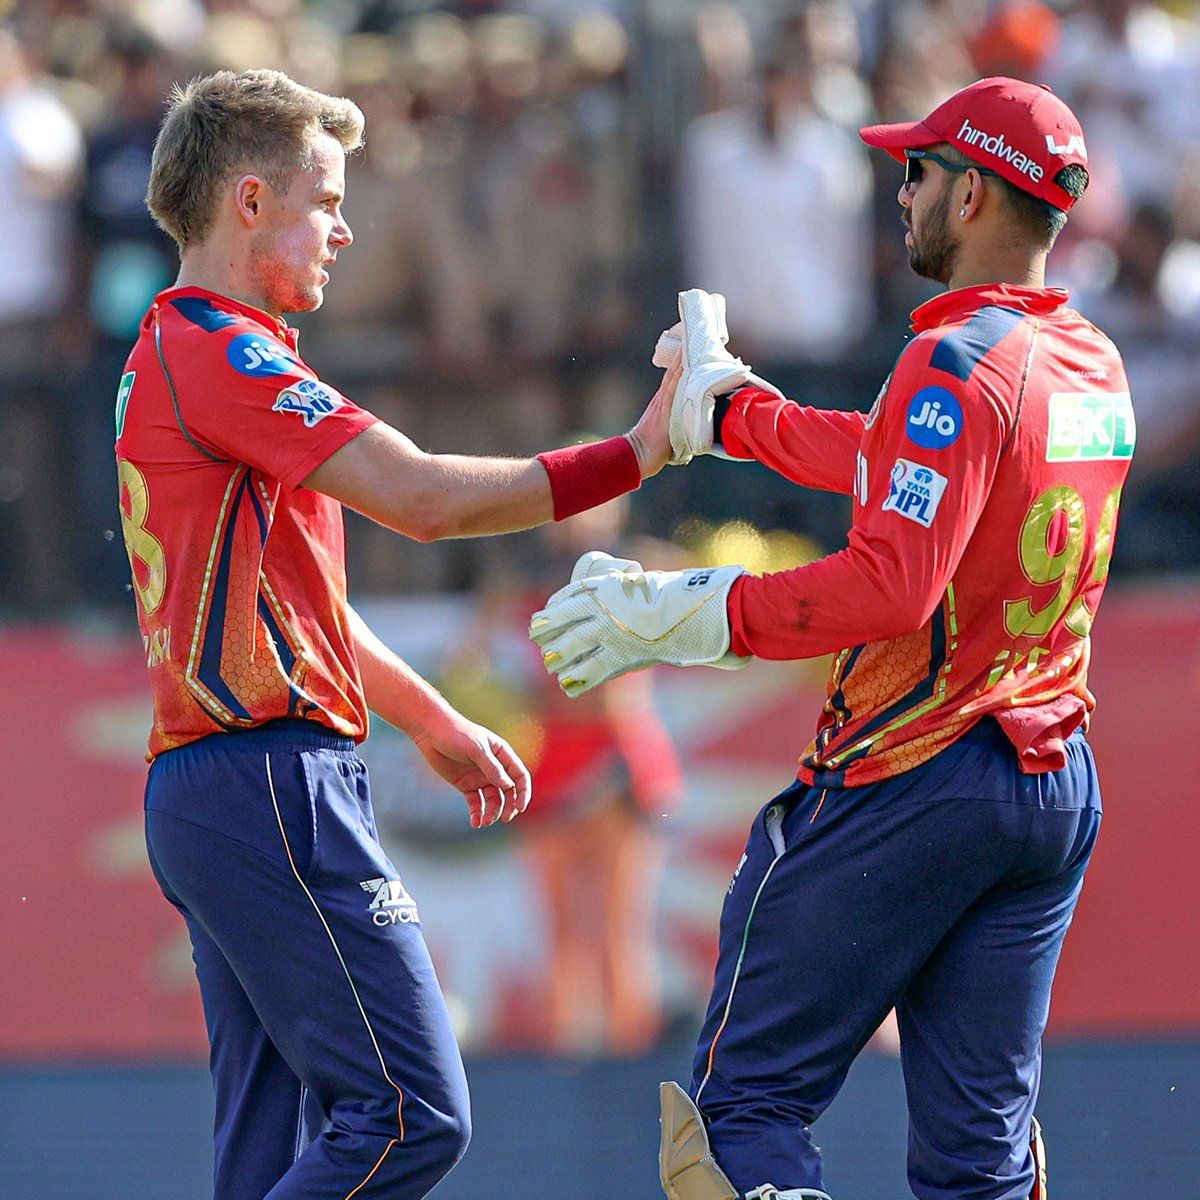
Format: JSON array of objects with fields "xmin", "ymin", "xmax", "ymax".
[
  {"xmin": 1046, "ymin": 392, "xmax": 1135, "ymax": 462},
  {"xmin": 360, "ymin": 877, "xmax": 420, "ymax": 926},
  {"xmin": 227, "ymin": 332, "xmax": 298, "ymax": 377},
  {"xmin": 883, "ymin": 458, "xmax": 948, "ymax": 528},
  {"xmin": 273, "ymin": 379, "xmax": 345, "ymax": 427},
  {"xmin": 905, "ymin": 386, "xmax": 963, "ymax": 449}
]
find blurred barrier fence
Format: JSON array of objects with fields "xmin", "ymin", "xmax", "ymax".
[{"xmin": 4, "ymin": 584, "xmax": 1200, "ymax": 1061}]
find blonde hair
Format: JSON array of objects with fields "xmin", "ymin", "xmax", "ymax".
[{"xmin": 146, "ymin": 69, "xmax": 365, "ymax": 250}]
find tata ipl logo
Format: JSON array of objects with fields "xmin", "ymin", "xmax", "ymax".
[
  {"xmin": 906, "ymin": 386, "xmax": 963, "ymax": 450},
  {"xmin": 883, "ymin": 458, "xmax": 948, "ymax": 528},
  {"xmin": 1046, "ymin": 393, "xmax": 1135, "ymax": 462}
]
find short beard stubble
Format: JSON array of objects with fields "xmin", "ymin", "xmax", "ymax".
[{"xmin": 909, "ymin": 179, "xmax": 960, "ymax": 284}]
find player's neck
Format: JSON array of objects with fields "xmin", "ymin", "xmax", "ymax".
[
  {"xmin": 947, "ymin": 249, "xmax": 1046, "ymax": 293},
  {"xmin": 173, "ymin": 249, "xmax": 282, "ymax": 321}
]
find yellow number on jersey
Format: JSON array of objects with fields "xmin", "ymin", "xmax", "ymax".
[
  {"xmin": 1004, "ymin": 484, "xmax": 1121, "ymax": 640},
  {"xmin": 1064, "ymin": 486, "xmax": 1122, "ymax": 638},
  {"xmin": 117, "ymin": 458, "xmax": 166, "ymax": 615}
]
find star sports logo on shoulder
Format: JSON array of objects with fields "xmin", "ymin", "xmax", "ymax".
[
  {"xmin": 883, "ymin": 458, "xmax": 948, "ymax": 528},
  {"xmin": 273, "ymin": 379, "xmax": 346, "ymax": 427}
]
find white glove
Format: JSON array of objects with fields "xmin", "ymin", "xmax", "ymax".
[
  {"xmin": 653, "ymin": 289, "xmax": 784, "ymax": 466},
  {"xmin": 529, "ymin": 551, "xmax": 751, "ymax": 696}
]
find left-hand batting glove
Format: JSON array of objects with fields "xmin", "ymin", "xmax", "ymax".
[{"xmin": 529, "ymin": 551, "xmax": 751, "ymax": 696}]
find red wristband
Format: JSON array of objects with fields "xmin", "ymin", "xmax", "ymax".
[{"xmin": 537, "ymin": 436, "xmax": 642, "ymax": 521}]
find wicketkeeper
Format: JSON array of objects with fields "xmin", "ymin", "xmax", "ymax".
[{"xmin": 532, "ymin": 78, "xmax": 1127, "ymax": 1200}]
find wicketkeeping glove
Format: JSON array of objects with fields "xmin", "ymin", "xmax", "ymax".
[
  {"xmin": 529, "ymin": 551, "xmax": 751, "ymax": 696},
  {"xmin": 653, "ymin": 289, "xmax": 784, "ymax": 465}
]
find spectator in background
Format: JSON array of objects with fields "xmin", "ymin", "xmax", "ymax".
[
  {"xmin": 443, "ymin": 495, "xmax": 683, "ymax": 1056},
  {"xmin": 74, "ymin": 28, "xmax": 179, "ymax": 605},
  {"xmin": 867, "ymin": 29, "xmax": 975, "ymax": 331},
  {"xmin": 1047, "ymin": 0, "xmax": 1200, "ymax": 208},
  {"xmin": 1076, "ymin": 202, "xmax": 1200, "ymax": 572},
  {"xmin": 679, "ymin": 45, "xmax": 875, "ymax": 548},
  {"xmin": 0, "ymin": 25, "xmax": 83, "ymax": 613},
  {"xmin": 517, "ymin": 498, "xmax": 682, "ymax": 1057},
  {"xmin": 681, "ymin": 49, "xmax": 874, "ymax": 369}
]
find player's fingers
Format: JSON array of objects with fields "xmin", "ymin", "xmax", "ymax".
[
  {"xmin": 490, "ymin": 737, "xmax": 532, "ymax": 818},
  {"xmin": 535, "ymin": 626, "xmax": 600, "ymax": 678},
  {"xmin": 467, "ymin": 735, "xmax": 516, "ymax": 795},
  {"xmin": 467, "ymin": 789, "xmax": 484, "ymax": 829},
  {"xmin": 477, "ymin": 785, "xmax": 504, "ymax": 827},
  {"xmin": 529, "ymin": 606, "xmax": 593, "ymax": 647}
]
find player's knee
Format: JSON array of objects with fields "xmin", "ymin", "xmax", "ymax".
[
  {"xmin": 440, "ymin": 1102, "xmax": 472, "ymax": 1167},
  {"xmin": 356, "ymin": 1099, "xmax": 470, "ymax": 1193},
  {"xmin": 419, "ymin": 1096, "xmax": 472, "ymax": 1181}
]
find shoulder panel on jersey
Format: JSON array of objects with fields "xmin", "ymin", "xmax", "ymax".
[
  {"xmin": 170, "ymin": 296, "xmax": 243, "ymax": 332},
  {"xmin": 928, "ymin": 305, "xmax": 1024, "ymax": 382}
]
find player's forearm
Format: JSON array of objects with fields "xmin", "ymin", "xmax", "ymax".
[
  {"xmin": 307, "ymin": 424, "xmax": 644, "ymax": 541},
  {"xmin": 418, "ymin": 431, "xmax": 647, "ymax": 537},
  {"xmin": 727, "ymin": 538, "xmax": 941, "ymax": 659},
  {"xmin": 396, "ymin": 452, "xmax": 557, "ymax": 540},
  {"xmin": 347, "ymin": 605, "xmax": 457, "ymax": 735},
  {"xmin": 719, "ymin": 387, "xmax": 866, "ymax": 495}
]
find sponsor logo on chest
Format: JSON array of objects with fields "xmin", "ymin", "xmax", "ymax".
[
  {"xmin": 1046, "ymin": 392, "xmax": 1135, "ymax": 461},
  {"xmin": 883, "ymin": 458, "xmax": 948, "ymax": 527}
]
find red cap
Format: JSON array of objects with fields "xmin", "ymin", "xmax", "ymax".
[{"xmin": 860, "ymin": 77, "xmax": 1087, "ymax": 212}]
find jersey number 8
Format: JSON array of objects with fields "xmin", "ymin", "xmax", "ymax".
[{"xmin": 117, "ymin": 458, "xmax": 167, "ymax": 616}]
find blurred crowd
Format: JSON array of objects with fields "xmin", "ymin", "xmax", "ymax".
[{"xmin": 2, "ymin": 0, "xmax": 1200, "ymax": 618}]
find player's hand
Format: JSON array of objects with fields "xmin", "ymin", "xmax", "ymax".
[
  {"xmin": 530, "ymin": 550, "xmax": 751, "ymax": 695},
  {"xmin": 655, "ymin": 291, "xmax": 785, "ymax": 464},
  {"xmin": 411, "ymin": 713, "xmax": 532, "ymax": 828},
  {"xmin": 625, "ymin": 349, "xmax": 683, "ymax": 479}
]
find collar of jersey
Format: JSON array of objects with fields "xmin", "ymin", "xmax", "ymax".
[
  {"xmin": 155, "ymin": 285, "xmax": 296, "ymax": 344},
  {"xmin": 911, "ymin": 283, "xmax": 1069, "ymax": 333}
]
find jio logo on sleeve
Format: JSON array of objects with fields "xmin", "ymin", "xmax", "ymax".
[{"xmin": 905, "ymin": 386, "xmax": 963, "ymax": 449}]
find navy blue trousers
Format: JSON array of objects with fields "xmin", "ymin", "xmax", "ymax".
[
  {"xmin": 145, "ymin": 721, "xmax": 469, "ymax": 1200},
  {"xmin": 690, "ymin": 719, "xmax": 1101, "ymax": 1200}
]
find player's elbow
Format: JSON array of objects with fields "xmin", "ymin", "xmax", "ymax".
[
  {"xmin": 398, "ymin": 500, "xmax": 455, "ymax": 543},
  {"xmin": 875, "ymin": 590, "xmax": 940, "ymax": 639}
]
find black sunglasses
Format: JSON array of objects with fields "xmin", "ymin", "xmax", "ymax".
[{"xmin": 904, "ymin": 149, "xmax": 999, "ymax": 188}]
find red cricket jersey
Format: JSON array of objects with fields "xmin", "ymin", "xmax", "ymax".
[
  {"xmin": 114, "ymin": 286, "xmax": 379, "ymax": 760},
  {"xmin": 721, "ymin": 284, "xmax": 1133, "ymax": 786}
]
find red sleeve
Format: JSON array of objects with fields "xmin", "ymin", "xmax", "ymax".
[
  {"xmin": 168, "ymin": 316, "xmax": 378, "ymax": 491},
  {"xmin": 719, "ymin": 385, "xmax": 868, "ymax": 494},
  {"xmin": 727, "ymin": 336, "xmax": 1012, "ymax": 659}
]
